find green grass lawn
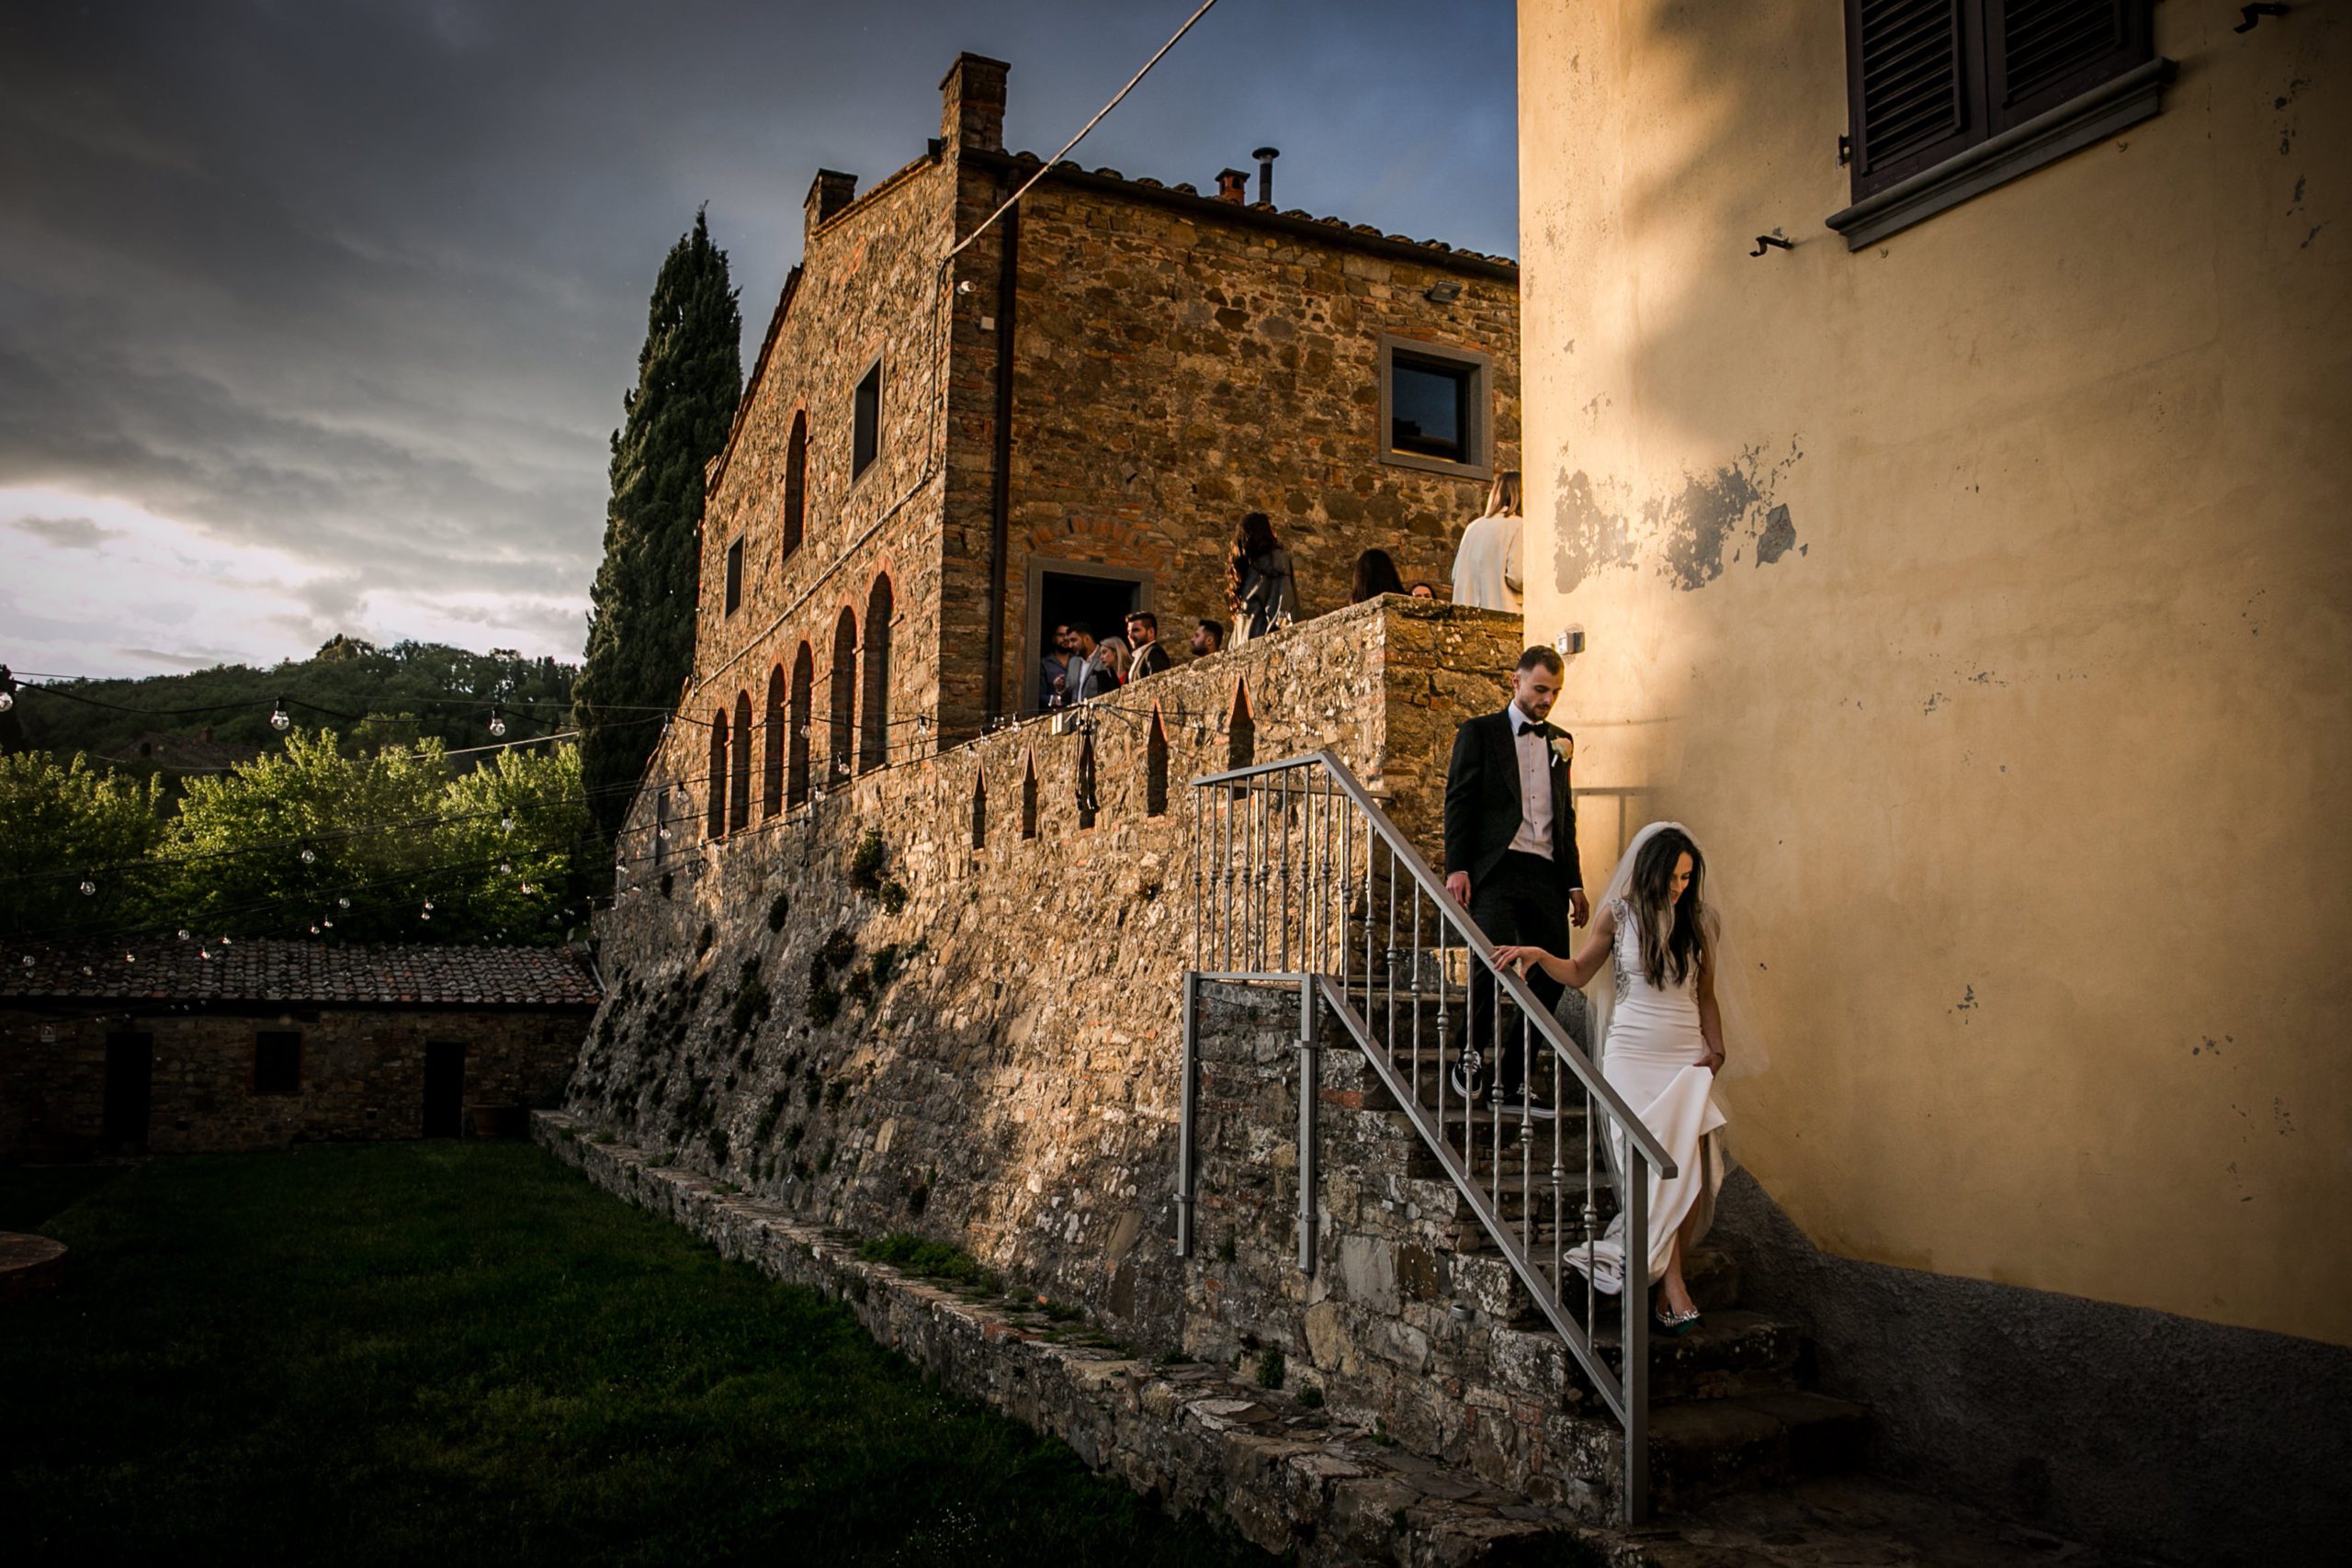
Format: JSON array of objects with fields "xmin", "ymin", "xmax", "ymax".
[{"xmin": 0, "ymin": 1144, "xmax": 1274, "ymax": 1567}]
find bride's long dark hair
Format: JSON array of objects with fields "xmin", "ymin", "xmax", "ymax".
[{"xmin": 1629, "ymin": 828, "xmax": 1708, "ymax": 988}]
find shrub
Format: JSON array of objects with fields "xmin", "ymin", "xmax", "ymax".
[
  {"xmin": 752, "ymin": 1092, "xmax": 787, "ymax": 1145},
  {"xmin": 729, "ymin": 976, "xmax": 771, "ymax": 1035},
  {"xmin": 878, "ymin": 879, "xmax": 909, "ymax": 915},
  {"xmin": 849, "ymin": 830, "xmax": 887, "ymax": 892},
  {"xmin": 1296, "ymin": 1383, "xmax": 1323, "ymax": 1408},
  {"xmin": 808, "ymin": 979, "xmax": 840, "ymax": 1027},
  {"xmin": 766, "ymin": 891, "xmax": 791, "ymax": 931},
  {"xmin": 1255, "ymin": 1348, "xmax": 1285, "ymax": 1390}
]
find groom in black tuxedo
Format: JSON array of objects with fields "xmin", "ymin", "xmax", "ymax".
[{"xmin": 1442, "ymin": 645, "xmax": 1586, "ymax": 1115}]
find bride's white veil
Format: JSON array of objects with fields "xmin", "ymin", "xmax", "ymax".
[{"xmin": 1577, "ymin": 820, "xmax": 1770, "ymax": 1082}]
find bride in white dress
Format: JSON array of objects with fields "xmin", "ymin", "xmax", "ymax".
[{"xmin": 1495, "ymin": 822, "xmax": 1729, "ymax": 1333}]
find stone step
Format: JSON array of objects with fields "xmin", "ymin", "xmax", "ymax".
[
  {"xmin": 1593, "ymin": 1309, "xmax": 1806, "ymax": 1404},
  {"xmin": 1645, "ymin": 1391, "xmax": 1871, "ymax": 1510}
]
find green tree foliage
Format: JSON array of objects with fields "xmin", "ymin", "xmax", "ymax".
[
  {"xmin": 155, "ymin": 733, "xmax": 593, "ymax": 945},
  {"xmin": 574, "ymin": 209, "xmax": 743, "ymax": 859},
  {"xmin": 0, "ymin": 737, "xmax": 594, "ymax": 945},
  {"xmin": 165, "ymin": 731, "xmax": 454, "ymax": 942},
  {"xmin": 0, "ymin": 753, "xmax": 164, "ymax": 934}
]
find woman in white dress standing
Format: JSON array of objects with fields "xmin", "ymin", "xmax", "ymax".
[
  {"xmin": 1451, "ymin": 470, "xmax": 1524, "ymax": 613},
  {"xmin": 1496, "ymin": 822, "xmax": 1728, "ymax": 1333}
]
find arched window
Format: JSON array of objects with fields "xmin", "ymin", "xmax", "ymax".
[
  {"xmin": 829, "ymin": 609, "xmax": 857, "ymax": 785},
  {"xmin": 970, "ymin": 773, "xmax": 987, "ymax": 851},
  {"xmin": 781, "ymin": 411, "xmax": 807, "ymax": 561},
  {"xmin": 729, "ymin": 691, "xmax": 753, "ymax": 832},
  {"xmin": 1020, "ymin": 751, "xmax": 1039, "ymax": 840},
  {"xmin": 787, "ymin": 643, "xmax": 814, "ymax": 809},
  {"xmin": 707, "ymin": 707, "xmax": 729, "ymax": 838},
  {"xmin": 860, "ymin": 574, "xmax": 892, "ymax": 773},
  {"xmin": 762, "ymin": 665, "xmax": 786, "ymax": 818}
]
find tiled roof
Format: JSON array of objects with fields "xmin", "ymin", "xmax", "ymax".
[{"xmin": 0, "ymin": 938, "xmax": 604, "ymax": 1009}]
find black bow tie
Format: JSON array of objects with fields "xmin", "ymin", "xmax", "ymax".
[{"xmin": 1517, "ymin": 720, "xmax": 1544, "ymax": 737}]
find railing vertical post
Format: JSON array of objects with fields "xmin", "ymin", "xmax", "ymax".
[
  {"xmin": 1191, "ymin": 784, "xmax": 1202, "ymax": 971},
  {"xmin": 1623, "ymin": 1148, "xmax": 1651, "ymax": 1524},
  {"xmin": 1176, "ymin": 969, "xmax": 1199, "ymax": 1257},
  {"xmin": 1278, "ymin": 771, "xmax": 1291, "ymax": 972},
  {"xmin": 1295, "ymin": 971, "xmax": 1318, "ymax": 1275}
]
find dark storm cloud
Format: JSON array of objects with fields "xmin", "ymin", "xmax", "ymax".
[
  {"xmin": 10, "ymin": 515, "xmax": 119, "ymax": 549},
  {"xmin": 0, "ymin": 0, "xmax": 1515, "ymax": 669}
]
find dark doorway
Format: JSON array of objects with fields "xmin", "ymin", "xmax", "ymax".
[
  {"xmin": 1032, "ymin": 569, "xmax": 1147, "ymax": 712},
  {"xmin": 423, "ymin": 1042, "xmax": 465, "ymax": 1138},
  {"xmin": 103, "ymin": 1031, "xmax": 153, "ymax": 1153}
]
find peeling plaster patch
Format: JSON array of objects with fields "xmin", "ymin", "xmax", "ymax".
[
  {"xmin": 1553, "ymin": 438, "xmax": 1804, "ymax": 594},
  {"xmin": 1551, "ymin": 466, "xmax": 1639, "ymax": 593}
]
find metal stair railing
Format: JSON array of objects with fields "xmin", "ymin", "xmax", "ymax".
[{"xmin": 1173, "ymin": 750, "xmax": 1676, "ymax": 1522}]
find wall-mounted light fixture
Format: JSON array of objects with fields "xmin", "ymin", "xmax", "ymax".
[
  {"xmin": 1555, "ymin": 626, "xmax": 1586, "ymax": 656},
  {"xmin": 1426, "ymin": 279, "xmax": 1463, "ymax": 304}
]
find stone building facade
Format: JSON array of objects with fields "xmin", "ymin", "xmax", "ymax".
[
  {"xmin": 681, "ymin": 52, "xmax": 1519, "ymax": 840},
  {"xmin": 0, "ymin": 941, "xmax": 600, "ymax": 1158}
]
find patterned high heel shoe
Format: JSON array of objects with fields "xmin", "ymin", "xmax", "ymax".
[{"xmin": 1654, "ymin": 1305, "xmax": 1702, "ymax": 1337}]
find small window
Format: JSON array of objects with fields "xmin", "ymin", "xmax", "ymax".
[
  {"xmin": 1377, "ymin": 334, "xmax": 1492, "ymax": 479},
  {"xmin": 724, "ymin": 536, "xmax": 745, "ymax": 615},
  {"xmin": 254, "ymin": 1031, "xmax": 301, "ymax": 1095},
  {"xmin": 852, "ymin": 359, "xmax": 882, "ymax": 479}
]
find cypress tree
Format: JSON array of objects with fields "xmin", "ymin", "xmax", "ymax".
[{"xmin": 573, "ymin": 209, "xmax": 742, "ymax": 862}]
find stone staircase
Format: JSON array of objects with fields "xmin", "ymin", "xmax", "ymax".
[{"xmin": 1316, "ymin": 979, "xmax": 1870, "ymax": 1518}]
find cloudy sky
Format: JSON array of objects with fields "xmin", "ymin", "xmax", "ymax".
[{"xmin": 0, "ymin": 0, "xmax": 1516, "ymax": 679}]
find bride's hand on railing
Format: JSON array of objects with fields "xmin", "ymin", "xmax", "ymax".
[{"xmin": 1492, "ymin": 943, "xmax": 1567, "ymax": 982}]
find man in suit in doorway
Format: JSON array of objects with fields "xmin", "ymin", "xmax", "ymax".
[{"xmin": 1442, "ymin": 645, "xmax": 1585, "ymax": 1117}]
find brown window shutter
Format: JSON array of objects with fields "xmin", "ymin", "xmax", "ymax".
[
  {"xmin": 1845, "ymin": 0, "xmax": 1984, "ymax": 200},
  {"xmin": 1984, "ymin": 0, "xmax": 2152, "ymax": 134}
]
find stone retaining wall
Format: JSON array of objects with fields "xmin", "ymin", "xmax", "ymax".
[{"xmin": 531, "ymin": 1106, "xmax": 1610, "ymax": 1568}]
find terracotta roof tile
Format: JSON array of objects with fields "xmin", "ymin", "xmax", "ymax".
[{"xmin": 0, "ymin": 938, "xmax": 603, "ymax": 1009}]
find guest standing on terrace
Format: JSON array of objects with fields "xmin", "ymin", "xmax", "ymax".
[
  {"xmin": 1125, "ymin": 611, "xmax": 1171, "ymax": 681},
  {"xmin": 1227, "ymin": 512, "xmax": 1296, "ymax": 642},
  {"xmin": 1452, "ymin": 470, "xmax": 1525, "ymax": 614},
  {"xmin": 1191, "ymin": 618, "xmax": 1227, "ymax": 659},
  {"xmin": 1442, "ymin": 644, "xmax": 1584, "ymax": 1120},
  {"xmin": 1495, "ymin": 822, "xmax": 1730, "ymax": 1336}
]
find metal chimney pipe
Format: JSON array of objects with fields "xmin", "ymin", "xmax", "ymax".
[{"xmin": 1252, "ymin": 146, "xmax": 1280, "ymax": 207}]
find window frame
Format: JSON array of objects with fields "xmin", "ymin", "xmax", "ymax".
[
  {"xmin": 851, "ymin": 355, "xmax": 884, "ymax": 481},
  {"xmin": 723, "ymin": 535, "xmax": 745, "ymax": 615},
  {"xmin": 1375, "ymin": 333, "xmax": 1493, "ymax": 481},
  {"xmin": 1828, "ymin": 0, "xmax": 2169, "ymax": 251}
]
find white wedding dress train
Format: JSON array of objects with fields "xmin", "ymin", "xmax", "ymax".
[{"xmin": 1562, "ymin": 897, "xmax": 1727, "ymax": 1295}]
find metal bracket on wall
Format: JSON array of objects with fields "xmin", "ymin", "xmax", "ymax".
[
  {"xmin": 1750, "ymin": 234, "xmax": 1795, "ymax": 257},
  {"xmin": 2235, "ymin": 5, "xmax": 2288, "ymax": 33}
]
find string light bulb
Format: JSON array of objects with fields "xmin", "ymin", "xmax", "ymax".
[
  {"xmin": 177, "ymin": 929, "xmax": 190, "ymax": 941},
  {"xmin": 79, "ymin": 877, "xmax": 96, "ymax": 897},
  {"xmin": 500, "ymin": 815, "xmax": 514, "ymax": 833},
  {"xmin": 336, "ymin": 897, "xmax": 350, "ymax": 909},
  {"xmin": 300, "ymin": 847, "xmax": 316, "ymax": 864},
  {"xmin": 270, "ymin": 698, "xmax": 291, "ymax": 731},
  {"xmin": 0, "ymin": 665, "xmax": 16, "ymax": 714},
  {"xmin": 488, "ymin": 705, "xmax": 507, "ymax": 738}
]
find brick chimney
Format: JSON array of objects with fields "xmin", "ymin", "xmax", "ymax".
[
  {"xmin": 804, "ymin": 169, "xmax": 856, "ymax": 236},
  {"xmin": 1215, "ymin": 168, "xmax": 1250, "ymax": 204},
  {"xmin": 939, "ymin": 52, "xmax": 1010, "ymax": 156}
]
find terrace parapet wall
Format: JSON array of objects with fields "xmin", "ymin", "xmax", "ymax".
[{"xmin": 578, "ymin": 596, "xmax": 1521, "ymax": 1288}]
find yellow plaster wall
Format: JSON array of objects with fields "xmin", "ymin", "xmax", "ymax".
[{"xmin": 1516, "ymin": 0, "xmax": 2351, "ymax": 1344}]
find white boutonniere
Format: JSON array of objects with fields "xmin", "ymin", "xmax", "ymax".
[{"xmin": 1549, "ymin": 733, "xmax": 1574, "ymax": 768}]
